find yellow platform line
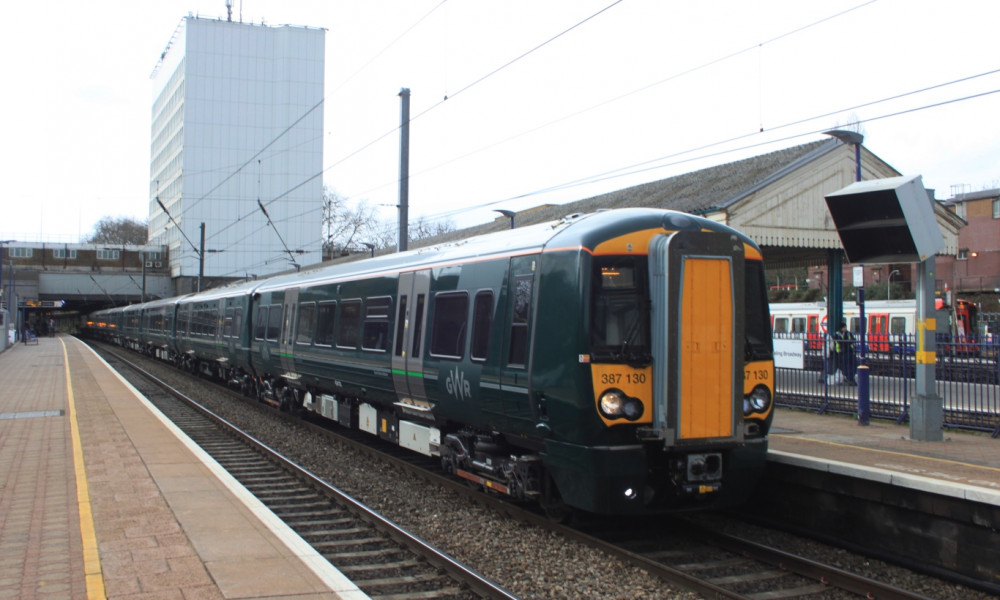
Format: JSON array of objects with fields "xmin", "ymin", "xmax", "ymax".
[
  {"xmin": 62, "ymin": 339, "xmax": 106, "ymax": 600},
  {"xmin": 773, "ymin": 432, "xmax": 1000, "ymax": 473}
]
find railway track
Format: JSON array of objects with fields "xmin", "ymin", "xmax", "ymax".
[
  {"xmin": 92, "ymin": 342, "xmax": 968, "ymax": 599},
  {"xmin": 99, "ymin": 347, "xmax": 517, "ymax": 600}
]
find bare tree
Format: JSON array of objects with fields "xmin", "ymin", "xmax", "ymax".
[
  {"xmin": 322, "ymin": 186, "xmax": 457, "ymax": 256},
  {"xmin": 322, "ymin": 187, "xmax": 382, "ymax": 255},
  {"xmin": 409, "ymin": 216, "xmax": 456, "ymax": 243},
  {"xmin": 85, "ymin": 216, "xmax": 148, "ymax": 245}
]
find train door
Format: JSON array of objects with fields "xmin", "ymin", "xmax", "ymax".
[
  {"xmin": 392, "ymin": 270, "xmax": 430, "ymax": 403},
  {"xmin": 869, "ymin": 313, "xmax": 888, "ymax": 352},
  {"xmin": 807, "ymin": 314, "xmax": 822, "ymax": 350},
  {"xmin": 278, "ymin": 289, "xmax": 299, "ymax": 375},
  {"xmin": 499, "ymin": 255, "xmax": 537, "ymax": 429},
  {"xmin": 648, "ymin": 231, "xmax": 742, "ymax": 444}
]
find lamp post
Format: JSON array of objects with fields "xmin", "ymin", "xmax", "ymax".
[
  {"xmin": 887, "ymin": 269, "xmax": 899, "ymax": 300},
  {"xmin": 0, "ymin": 240, "xmax": 13, "ymax": 309},
  {"xmin": 494, "ymin": 209, "xmax": 516, "ymax": 229},
  {"xmin": 825, "ymin": 129, "xmax": 870, "ymax": 426}
]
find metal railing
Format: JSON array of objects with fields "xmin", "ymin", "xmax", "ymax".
[{"xmin": 773, "ymin": 332, "xmax": 1000, "ymax": 437}]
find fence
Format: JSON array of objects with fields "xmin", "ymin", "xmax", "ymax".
[{"xmin": 773, "ymin": 332, "xmax": 1000, "ymax": 437}]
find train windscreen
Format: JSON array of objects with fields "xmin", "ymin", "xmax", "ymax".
[
  {"xmin": 744, "ymin": 261, "xmax": 773, "ymax": 361},
  {"xmin": 590, "ymin": 256, "xmax": 650, "ymax": 364}
]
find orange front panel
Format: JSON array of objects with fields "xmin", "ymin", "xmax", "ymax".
[{"xmin": 679, "ymin": 257, "xmax": 734, "ymax": 440}]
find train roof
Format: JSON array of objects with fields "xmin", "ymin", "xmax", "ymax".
[
  {"xmin": 90, "ymin": 209, "xmax": 759, "ymax": 315},
  {"xmin": 253, "ymin": 208, "xmax": 757, "ymax": 293}
]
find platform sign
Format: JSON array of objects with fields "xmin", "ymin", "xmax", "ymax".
[{"xmin": 773, "ymin": 338, "xmax": 804, "ymax": 369}]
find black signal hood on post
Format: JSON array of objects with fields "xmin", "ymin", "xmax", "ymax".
[{"xmin": 824, "ymin": 175, "xmax": 944, "ymax": 264}]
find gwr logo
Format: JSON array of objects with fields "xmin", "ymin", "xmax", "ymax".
[{"xmin": 446, "ymin": 366, "xmax": 471, "ymax": 402}]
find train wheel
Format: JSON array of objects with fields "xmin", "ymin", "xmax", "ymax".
[{"xmin": 539, "ymin": 477, "xmax": 572, "ymax": 523}]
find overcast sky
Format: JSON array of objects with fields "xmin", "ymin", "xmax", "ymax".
[{"xmin": 2, "ymin": 0, "xmax": 998, "ymax": 244}]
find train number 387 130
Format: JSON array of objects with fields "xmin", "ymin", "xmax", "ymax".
[{"xmin": 600, "ymin": 372, "xmax": 647, "ymax": 385}]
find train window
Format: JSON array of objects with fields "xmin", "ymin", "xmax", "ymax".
[
  {"xmin": 164, "ymin": 312, "xmax": 173, "ymax": 334},
  {"xmin": 508, "ymin": 276, "xmax": 532, "ymax": 366},
  {"xmin": 430, "ymin": 293, "xmax": 468, "ymax": 358},
  {"xmin": 599, "ymin": 264, "xmax": 635, "ymax": 289},
  {"xmin": 296, "ymin": 303, "xmax": 316, "ymax": 345},
  {"xmin": 744, "ymin": 262, "xmax": 772, "ymax": 360},
  {"xmin": 395, "ymin": 296, "xmax": 408, "ymax": 356},
  {"xmin": 190, "ymin": 308, "xmax": 202, "ymax": 336},
  {"xmin": 266, "ymin": 304, "xmax": 282, "ymax": 341},
  {"xmin": 470, "ymin": 291, "xmax": 493, "ymax": 362},
  {"xmin": 791, "ymin": 317, "xmax": 806, "ymax": 333},
  {"xmin": 210, "ymin": 305, "xmax": 220, "ymax": 337},
  {"xmin": 314, "ymin": 302, "xmax": 336, "ymax": 346},
  {"xmin": 223, "ymin": 308, "xmax": 234, "ymax": 338},
  {"xmin": 254, "ymin": 306, "xmax": 268, "ymax": 340},
  {"xmin": 362, "ymin": 297, "xmax": 391, "ymax": 352},
  {"xmin": 590, "ymin": 257, "xmax": 648, "ymax": 361},
  {"xmin": 890, "ymin": 316, "xmax": 906, "ymax": 334},
  {"xmin": 412, "ymin": 295, "xmax": 425, "ymax": 358},
  {"xmin": 233, "ymin": 307, "xmax": 242, "ymax": 337},
  {"xmin": 282, "ymin": 304, "xmax": 296, "ymax": 346},
  {"xmin": 337, "ymin": 300, "xmax": 362, "ymax": 349},
  {"xmin": 772, "ymin": 317, "xmax": 788, "ymax": 332}
]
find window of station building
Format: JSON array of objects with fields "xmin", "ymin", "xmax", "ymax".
[
  {"xmin": 53, "ymin": 248, "xmax": 77, "ymax": 259},
  {"xmin": 470, "ymin": 291, "xmax": 494, "ymax": 362},
  {"xmin": 96, "ymin": 249, "xmax": 120, "ymax": 260},
  {"xmin": 266, "ymin": 304, "xmax": 282, "ymax": 341},
  {"xmin": 314, "ymin": 302, "xmax": 337, "ymax": 346},
  {"xmin": 993, "ymin": 198, "xmax": 999, "ymax": 219},
  {"xmin": 9, "ymin": 248, "xmax": 32, "ymax": 258},
  {"xmin": 296, "ymin": 302, "xmax": 317, "ymax": 345},
  {"xmin": 145, "ymin": 251, "xmax": 162, "ymax": 260},
  {"xmin": 337, "ymin": 300, "xmax": 362, "ymax": 349},
  {"xmin": 362, "ymin": 297, "xmax": 391, "ymax": 352},
  {"xmin": 430, "ymin": 293, "xmax": 469, "ymax": 359}
]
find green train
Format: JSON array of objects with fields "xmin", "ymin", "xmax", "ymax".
[{"xmin": 84, "ymin": 208, "xmax": 775, "ymax": 517}]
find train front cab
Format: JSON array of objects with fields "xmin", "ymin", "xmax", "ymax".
[{"xmin": 542, "ymin": 227, "xmax": 774, "ymax": 515}]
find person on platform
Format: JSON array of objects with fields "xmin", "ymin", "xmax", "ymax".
[{"xmin": 833, "ymin": 320, "xmax": 857, "ymax": 385}]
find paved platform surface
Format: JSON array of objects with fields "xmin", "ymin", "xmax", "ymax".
[
  {"xmin": 770, "ymin": 406, "xmax": 1000, "ymax": 505},
  {"xmin": 0, "ymin": 335, "xmax": 367, "ymax": 600}
]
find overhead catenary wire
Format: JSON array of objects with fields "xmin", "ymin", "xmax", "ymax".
[
  {"xmin": 162, "ymin": 1, "xmax": 996, "ymax": 270},
  {"xmin": 425, "ymin": 83, "xmax": 1000, "ymax": 222},
  {"xmin": 197, "ymin": 1, "xmax": 630, "ymax": 250}
]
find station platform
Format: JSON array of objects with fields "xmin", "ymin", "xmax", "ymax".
[
  {"xmin": 0, "ymin": 335, "xmax": 367, "ymax": 600},
  {"xmin": 769, "ymin": 406, "xmax": 1000, "ymax": 506}
]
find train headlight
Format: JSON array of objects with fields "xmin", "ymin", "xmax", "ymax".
[
  {"xmin": 743, "ymin": 385, "xmax": 771, "ymax": 415},
  {"xmin": 599, "ymin": 389, "xmax": 624, "ymax": 418},
  {"xmin": 599, "ymin": 389, "xmax": 644, "ymax": 421}
]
